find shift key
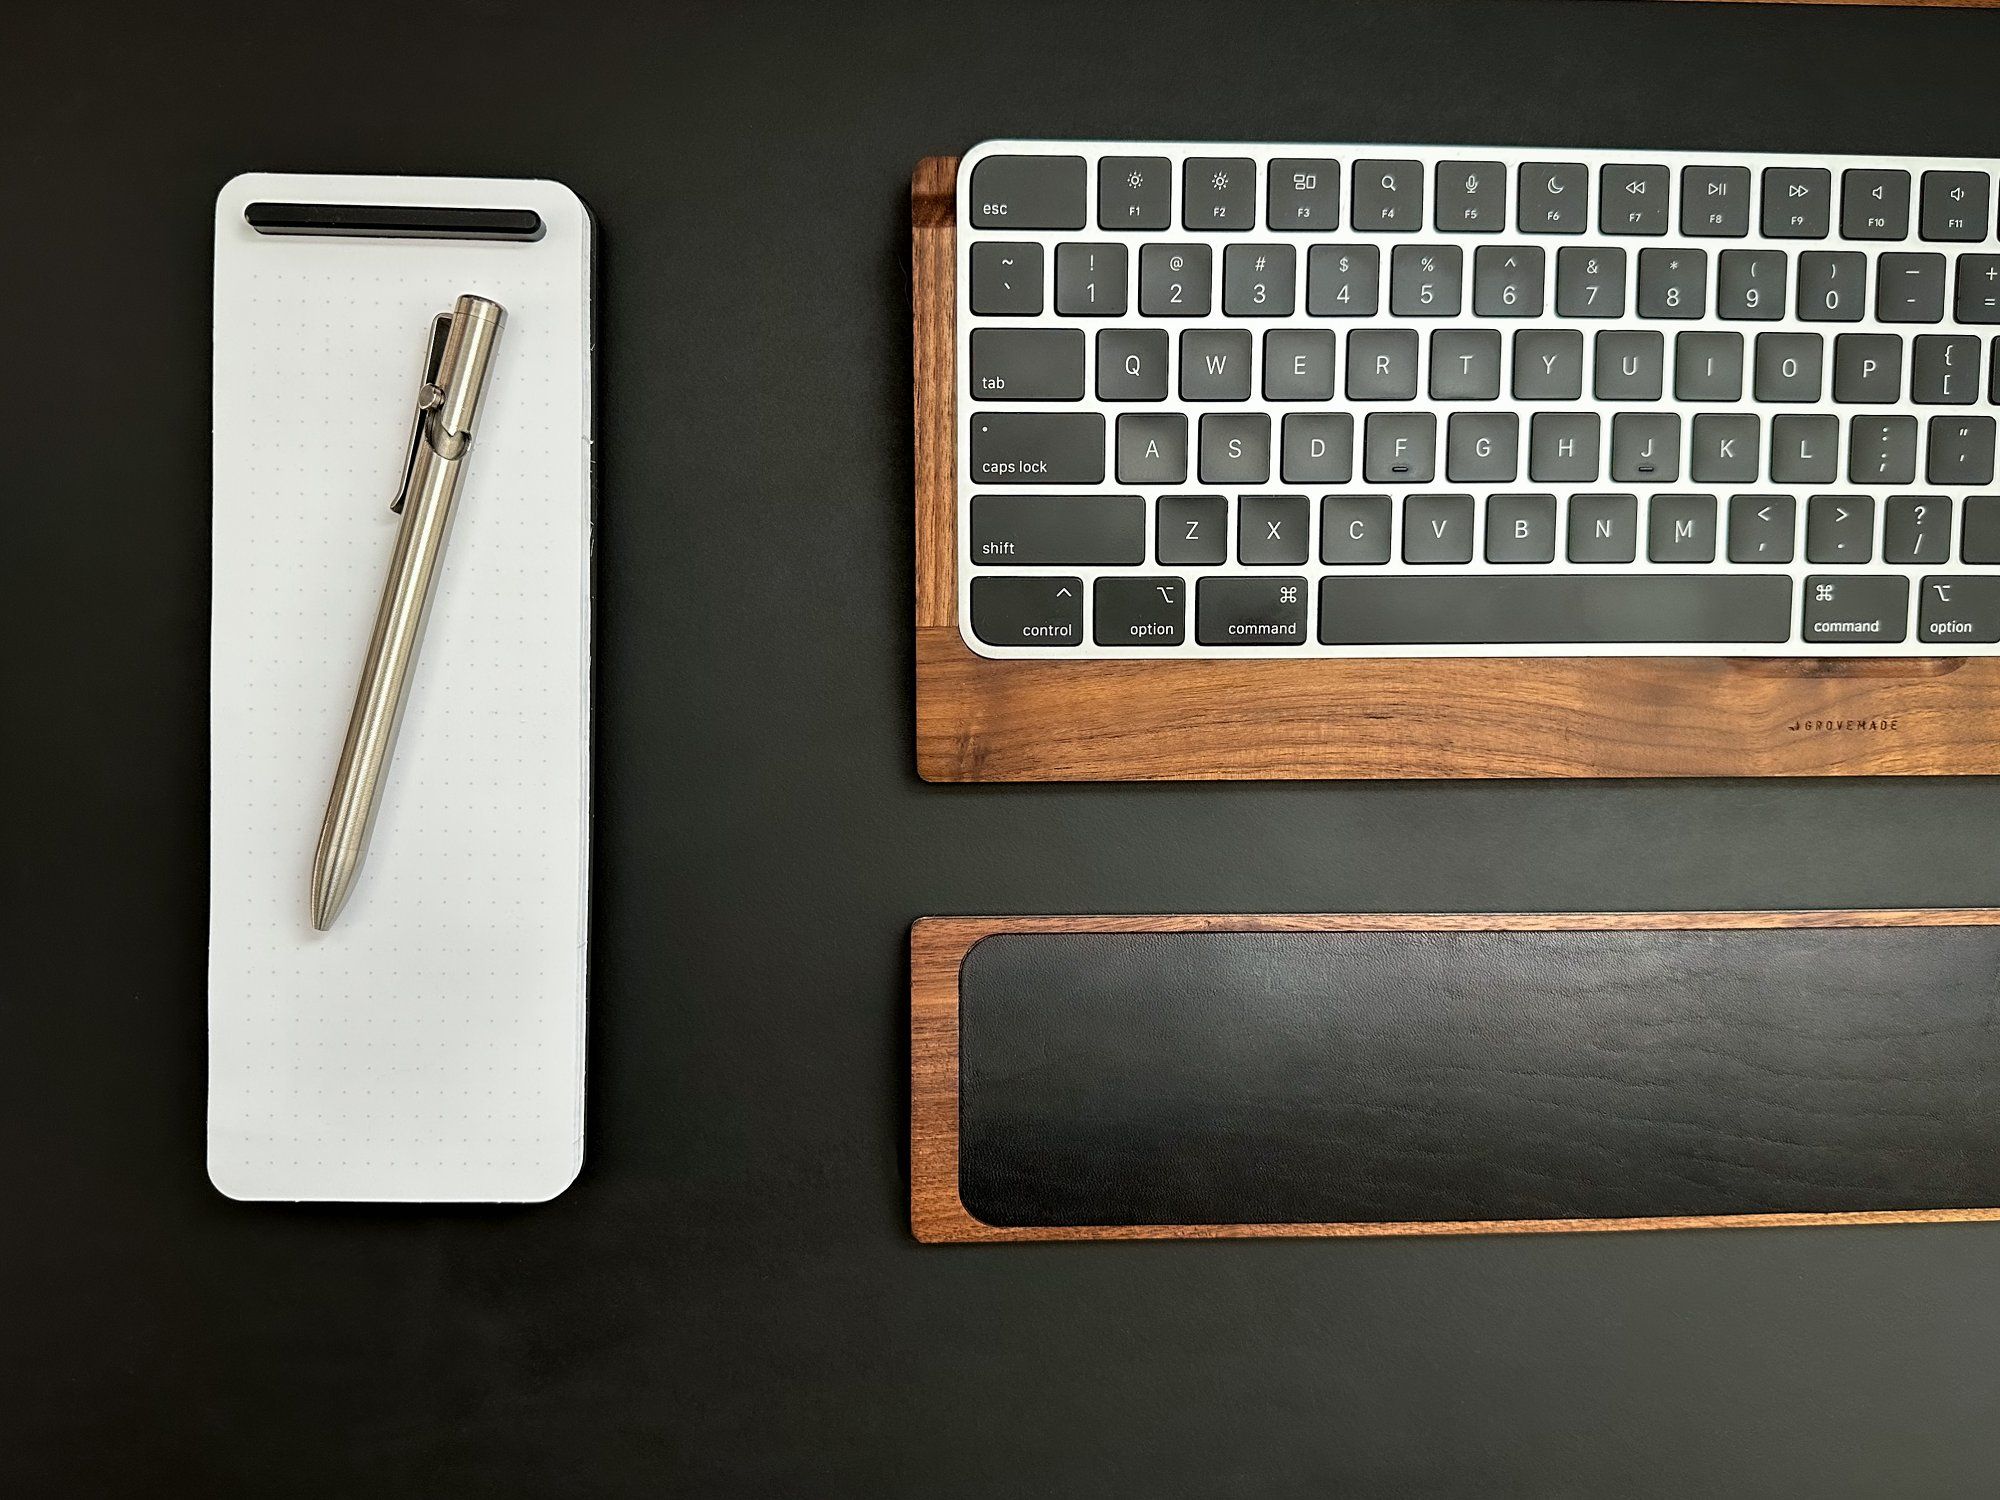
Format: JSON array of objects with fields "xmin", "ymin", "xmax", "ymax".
[
  {"xmin": 971, "ymin": 412, "xmax": 1105, "ymax": 484},
  {"xmin": 971, "ymin": 495, "xmax": 1144, "ymax": 564}
]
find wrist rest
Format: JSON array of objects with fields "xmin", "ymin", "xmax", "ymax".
[{"xmin": 910, "ymin": 912, "xmax": 2000, "ymax": 1242}]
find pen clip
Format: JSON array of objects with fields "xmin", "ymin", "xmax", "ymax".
[{"xmin": 390, "ymin": 312, "xmax": 455, "ymax": 514}]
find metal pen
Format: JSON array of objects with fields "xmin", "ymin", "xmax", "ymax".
[{"xmin": 311, "ymin": 294, "xmax": 506, "ymax": 930}]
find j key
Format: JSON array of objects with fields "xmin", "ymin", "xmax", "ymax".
[
  {"xmin": 1648, "ymin": 493, "xmax": 1718, "ymax": 563},
  {"xmin": 1919, "ymin": 576, "xmax": 2000, "ymax": 644},
  {"xmin": 1921, "ymin": 170, "xmax": 1991, "ymax": 242},
  {"xmin": 1268, "ymin": 159, "xmax": 1340, "ymax": 230},
  {"xmin": 1600, "ymin": 164, "xmax": 1671, "ymax": 234},
  {"xmin": 1473, "ymin": 246, "xmax": 1544, "ymax": 316},
  {"xmin": 1637, "ymin": 248, "xmax": 1705, "ymax": 318},
  {"xmin": 1184, "ymin": 157, "xmax": 1255, "ymax": 229},
  {"xmin": 971, "ymin": 328, "xmax": 1085, "ymax": 401},
  {"xmin": 1322, "ymin": 495, "xmax": 1393, "ymax": 564},
  {"xmin": 971, "ymin": 412, "xmax": 1105, "ymax": 484},
  {"xmin": 1717, "ymin": 249, "xmax": 1787, "ymax": 320},
  {"xmin": 1097, "ymin": 329, "xmax": 1169, "ymax": 401},
  {"xmin": 1390, "ymin": 244, "xmax": 1463, "ymax": 315},
  {"xmin": 1239, "ymin": 495, "xmax": 1311, "ymax": 565},
  {"xmin": 969, "ymin": 242, "xmax": 1042, "ymax": 316},
  {"xmin": 1954, "ymin": 256, "xmax": 2000, "ymax": 323},
  {"xmin": 1281, "ymin": 413, "xmax": 1354, "ymax": 481},
  {"xmin": 1833, "ymin": 334, "xmax": 1902, "ymax": 403},
  {"xmin": 1196, "ymin": 577, "xmax": 1308, "ymax": 646},
  {"xmin": 1116, "ymin": 413, "xmax": 1186, "ymax": 482},
  {"xmin": 970, "ymin": 495, "xmax": 1145, "ymax": 565},
  {"xmin": 1094, "ymin": 577, "xmax": 1186, "ymax": 647},
  {"xmin": 1352, "ymin": 160, "xmax": 1424, "ymax": 231},
  {"xmin": 1690, "ymin": 413, "xmax": 1759, "ymax": 483},
  {"xmin": 1429, "ymin": 330, "xmax": 1502, "ymax": 400},
  {"xmin": 1402, "ymin": 494, "xmax": 1476, "ymax": 563},
  {"xmin": 1876, "ymin": 253, "xmax": 1945, "ymax": 323},
  {"xmin": 1884, "ymin": 495, "xmax": 1953, "ymax": 565},
  {"xmin": 1965, "ymin": 496, "xmax": 2000, "ymax": 562},
  {"xmin": 1912, "ymin": 335, "xmax": 1980, "ymax": 404},
  {"xmin": 1762, "ymin": 167, "xmax": 1832, "ymax": 239},
  {"xmin": 1306, "ymin": 245, "xmax": 1381, "ymax": 315},
  {"xmin": 1099, "ymin": 156, "xmax": 1171, "ymax": 230},
  {"xmin": 1519, "ymin": 161, "xmax": 1588, "ymax": 233},
  {"xmin": 1485, "ymin": 494, "xmax": 1558, "ymax": 563},
  {"xmin": 1754, "ymin": 333, "xmax": 1824, "ymax": 402},
  {"xmin": 1675, "ymin": 332, "xmax": 1744, "ymax": 401},
  {"xmin": 1806, "ymin": 494, "xmax": 1874, "ymax": 564},
  {"xmin": 1682, "ymin": 165, "xmax": 1753, "ymax": 237},
  {"xmin": 1842, "ymin": 169, "xmax": 1911, "ymax": 240},
  {"xmin": 970, "ymin": 155, "xmax": 1087, "ymax": 229},
  {"xmin": 1928, "ymin": 416, "xmax": 1997, "ymax": 485},
  {"xmin": 970, "ymin": 575, "xmax": 1083, "ymax": 647},
  {"xmin": 1728, "ymin": 494, "xmax": 1796, "ymax": 563},
  {"xmin": 1222, "ymin": 244, "xmax": 1297, "ymax": 315},
  {"xmin": 1611, "ymin": 413, "xmax": 1679, "ymax": 482},
  {"xmin": 1054, "ymin": 243, "xmax": 1128, "ymax": 315},
  {"xmin": 1569, "ymin": 493, "xmax": 1638, "ymax": 563},
  {"xmin": 1556, "ymin": 246, "xmax": 1626, "ymax": 317},
  {"xmin": 1157, "ymin": 495, "xmax": 1227, "ymax": 565},
  {"xmin": 1138, "ymin": 244, "xmax": 1213, "ymax": 316},
  {"xmin": 1802, "ymin": 575, "xmax": 1909, "ymax": 645},
  {"xmin": 1435, "ymin": 161, "xmax": 1507, "ymax": 231},
  {"xmin": 1796, "ymin": 251, "xmax": 1866, "ymax": 322},
  {"xmin": 1319, "ymin": 575, "xmax": 1792, "ymax": 645},
  {"xmin": 1850, "ymin": 416, "xmax": 1918, "ymax": 486}
]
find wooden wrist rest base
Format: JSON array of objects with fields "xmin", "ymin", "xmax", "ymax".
[
  {"xmin": 911, "ymin": 155, "xmax": 2000, "ymax": 780},
  {"xmin": 911, "ymin": 911, "xmax": 2000, "ymax": 1242}
]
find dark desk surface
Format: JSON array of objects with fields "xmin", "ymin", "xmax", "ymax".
[{"xmin": 11, "ymin": 1, "xmax": 2000, "ymax": 1493}]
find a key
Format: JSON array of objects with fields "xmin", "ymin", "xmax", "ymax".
[
  {"xmin": 1964, "ymin": 495, "xmax": 2000, "ymax": 562},
  {"xmin": 1198, "ymin": 413, "xmax": 1272, "ymax": 484},
  {"xmin": 1473, "ymin": 246, "xmax": 1544, "ymax": 317},
  {"xmin": 1637, "ymin": 248, "xmax": 1705, "ymax": 318},
  {"xmin": 1054, "ymin": 242, "xmax": 1128, "ymax": 316},
  {"xmin": 1754, "ymin": 333, "xmax": 1824, "ymax": 402},
  {"xmin": 1098, "ymin": 156, "xmax": 1171, "ymax": 230},
  {"xmin": 1806, "ymin": 494, "xmax": 1875, "ymax": 564},
  {"xmin": 1268, "ymin": 159, "xmax": 1341, "ymax": 230},
  {"xmin": 1180, "ymin": 330, "xmax": 1252, "ymax": 401},
  {"xmin": 1238, "ymin": 495, "xmax": 1310, "ymax": 565},
  {"xmin": 1555, "ymin": 246, "xmax": 1626, "ymax": 317},
  {"xmin": 1435, "ymin": 161, "xmax": 1507, "ymax": 231},
  {"xmin": 1429, "ymin": 330, "xmax": 1502, "ymax": 400},
  {"xmin": 1594, "ymin": 330, "xmax": 1665, "ymax": 400},
  {"xmin": 1921, "ymin": 170, "xmax": 1991, "ymax": 242},
  {"xmin": 1762, "ymin": 167, "xmax": 1832, "ymax": 238},
  {"xmin": 970, "ymin": 575, "xmax": 1084, "ymax": 646},
  {"xmin": 1363, "ymin": 412, "xmax": 1437, "ymax": 482},
  {"xmin": 970, "ymin": 155, "xmax": 1087, "ymax": 229},
  {"xmin": 1390, "ymin": 244, "xmax": 1463, "ymax": 315},
  {"xmin": 1884, "ymin": 496, "xmax": 1952, "ymax": 564},
  {"xmin": 1919, "ymin": 576, "xmax": 2000, "ymax": 644},
  {"xmin": 1717, "ymin": 249, "xmax": 1787, "ymax": 320},
  {"xmin": 971, "ymin": 412, "xmax": 1104, "ymax": 484},
  {"xmin": 1728, "ymin": 494, "xmax": 1796, "ymax": 563},
  {"xmin": 1771, "ymin": 415, "xmax": 1838, "ymax": 483},
  {"xmin": 1346, "ymin": 329, "xmax": 1419, "ymax": 400},
  {"xmin": 1280, "ymin": 413, "xmax": 1354, "ymax": 482},
  {"xmin": 1797, "ymin": 251, "xmax": 1866, "ymax": 322},
  {"xmin": 1484, "ymin": 494, "xmax": 1558, "ymax": 563},
  {"xmin": 1876, "ymin": 253, "xmax": 1945, "ymax": 323},
  {"xmin": 1156, "ymin": 495, "xmax": 1227, "ymax": 565},
  {"xmin": 1352, "ymin": 159, "xmax": 1425, "ymax": 230},
  {"xmin": 1832, "ymin": 333, "xmax": 1903, "ymax": 404},
  {"xmin": 1222, "ymin": 244, "xmax": 1297, "ymax": 315},
  {"xmin": 1319, "ymin": 575, "xmax": 1792, "ymax": 645},
  {"xmin": 1306, "ymin": 245, "xmax": 1380, "ymax": 315},
  {"xmin": 969, "ymin": 494, "xmax": 1145, "ymax": 565},
  {"xmin": 1954, "ymin": 256, "xmax": 2000, "ymax": 323},
  {"xmin": 1195, "ymin": 577, "xmax": 1308, "ymax": 646},
  {"xmin": 1649, "ymin": 494, "xmax": 1718, "ymax": 563},
  {"xmin": 970, "ymin": 328, "xmax": 1085, "ymax": 401},
  {"xmin": 1912, "ymin": 334, "xmax": 1980, "ymax": 404},
  {"xmin": 1610, "ymin": 412, "xmax": 1680, "ymax": 482},
  {"xmin": 1263, "ymin": 330, "xmax": 1336, "ymax": 401},
  {"xmin": 1928, "ymin": 416, "xmax": 1996, "ymax": 485},
  {"xmin": 1403, "ymin": 494, "xmax": 1476, "ymax": 563},
  {"xmin": 1681, "ymin": 166, "xmax": 1753, "ymax": 237},
  {"xmin": 1849, "ymin": 416, "xmax": 1918, "ymax": 485},
  {"xmin": 1097, "ymin": 329, "xmax": 1169, "ymax": 401},
  {"xmin": 969, "ymin": 242, "xmax": 1042, "ymax": 316},
  {"xmin": 1184, "ymin": 157, "xmax": 1255, "ymax": 230},
  {"xmin": 1116, "ymin": 412, "xmax": 1187, "ymax": 483},
  {"xmin": 1519, "ymin": 161, "xmax": 1588, "ymax": 233},
  {"xmin": 1446, "ymin": 413, "xmax": 1519, "ymax": 482},
  {"xmin": 1138, "ymin": 244, "xmax": 1212, "ymax": 316},
  {"xmin": 1528, "ymin": 413, "xmax": 1601, "ymax": 481},
  {"xmin": 1600, "ymin": 164, "xmax": 1670, "ymax": 234},
  {"xmin": 1690, "ymin": 413, "xmax": 1759, "ymax": 483},
  {"xmin": 1094, "ymin": 576, "xmax": 1186, "ymax": 646},
  {"xmin": 1321, "ymin": 495, "xmax": 1393, "ymax": 564},
  {"xmin": 1513, "ymin": 330, "xmax": 1584, "ymax": 399},
  {"xmin": 1802, "ymin": 575, "xmax": 1909, "ymax": 644},
  {"xmin": 1675, "ymin": 332, "xmax": 1744, "ymax": 401},
  {"xmin": 1568, "ymin": 493, "xmax": 1639, "ymax": 563},
  {"xmin": 1842, "ymin": 169, "xmax": 1911, "ymax": 240}
]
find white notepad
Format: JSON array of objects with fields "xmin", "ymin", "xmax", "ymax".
[{"xmin": 208, "ymin": 174, "xmax": 593, "ymax": 1202}]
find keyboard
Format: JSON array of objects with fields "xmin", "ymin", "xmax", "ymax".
[{"xmin": 956, "ymin": 140, "xmax": 2000, "ymax": 659}]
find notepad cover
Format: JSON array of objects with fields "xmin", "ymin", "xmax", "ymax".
[{"xmin": 208, "ymin": 173, "xmax": 592, "ymax": 1202}]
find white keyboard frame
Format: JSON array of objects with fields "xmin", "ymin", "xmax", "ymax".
[{"xmin": 955, "ymin": 138, "xmax": 2000, "ymax": 660}]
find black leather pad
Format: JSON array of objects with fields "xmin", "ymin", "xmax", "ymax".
[{"xmin": 958, "ymin": 927, "xmax": 2000, "ymax": 1227}]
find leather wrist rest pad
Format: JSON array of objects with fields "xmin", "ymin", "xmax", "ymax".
[{"xmin": 910, "ymin": 913, "xmax": 2000, "ymax": 1241}]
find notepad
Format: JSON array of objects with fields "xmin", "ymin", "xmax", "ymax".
[{"xmin": 208, "ymin": 173, "xmax": 593, "ymax": 1202}]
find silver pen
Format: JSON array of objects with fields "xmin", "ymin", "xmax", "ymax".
[{"xmin": 311, "ymin": 295, "xmax": 506, "ymax": 930}]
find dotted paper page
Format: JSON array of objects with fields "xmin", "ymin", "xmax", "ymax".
[{"xmin": 208, "ymin": 175, "xmax": 591, "ymax": 1202}]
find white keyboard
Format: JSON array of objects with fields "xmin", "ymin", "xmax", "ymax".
[{"xmin": 954, "ymin": 140, "xmax": 2000, "ymax": 659}]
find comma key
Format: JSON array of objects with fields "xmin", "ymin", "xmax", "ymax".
[{"xmin": 1919, "ymin": 577, "xmax": 2000, "ymax": 645}]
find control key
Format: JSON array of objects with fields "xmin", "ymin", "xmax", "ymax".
[{"xmin": 971, "ymin": 576, "xmax": 1084, "ymax": 647}]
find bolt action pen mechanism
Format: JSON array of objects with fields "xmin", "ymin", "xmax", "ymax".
[{"xmin": 311, "ymin": 294, "xmax": 506, "ymax": 931}]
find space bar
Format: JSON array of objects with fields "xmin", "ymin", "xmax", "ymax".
[{"xmin": 1318, "ymin": 575, "xmax": 1795, "ymax": 645}]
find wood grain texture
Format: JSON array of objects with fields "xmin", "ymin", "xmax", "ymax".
[
  {"xmin": 910, "ymin": 910, "xmax": 2000, "ymax": 1243},
  {"xmin": 911, "ymin": 155, "xmax": 2000, "ymax": 780}
]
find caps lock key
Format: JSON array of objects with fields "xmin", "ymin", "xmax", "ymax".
[{"xmin": 970, "ymin": 413, "xmax": 1106, "ymax": 484}]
